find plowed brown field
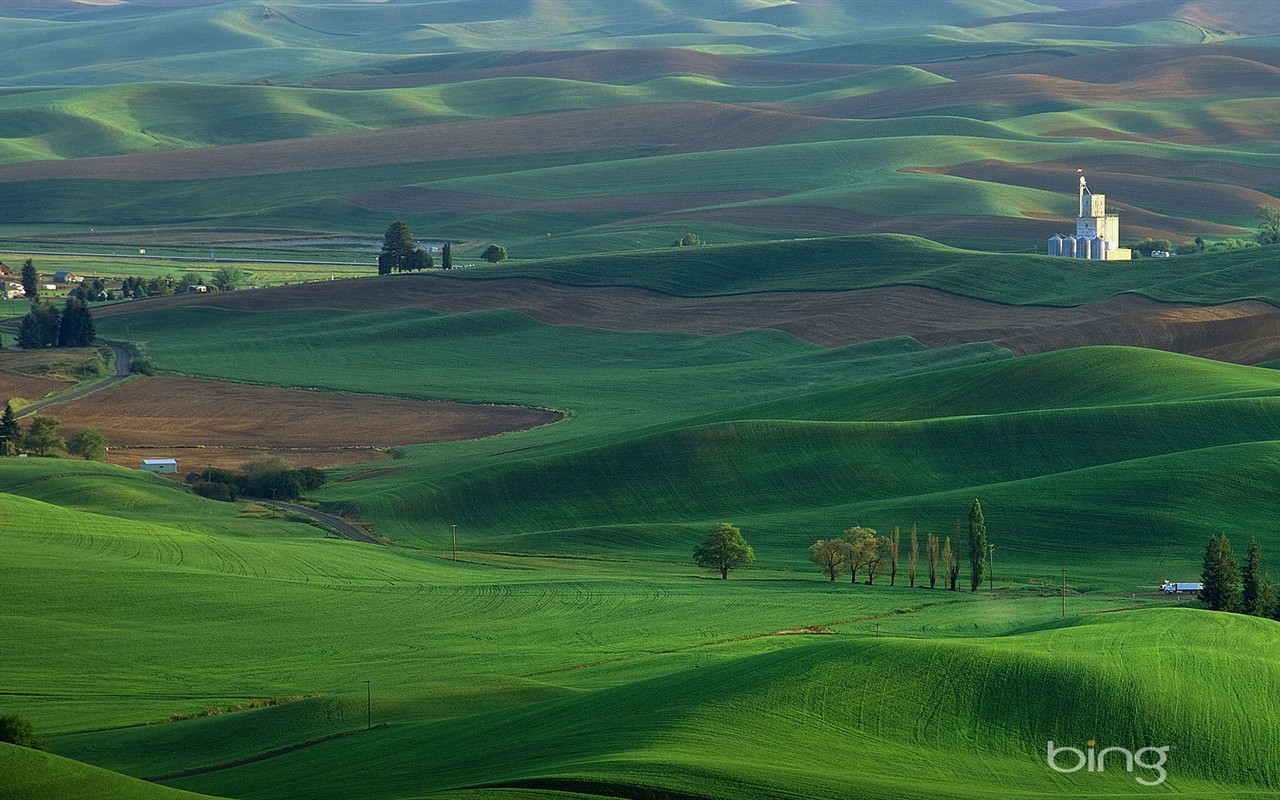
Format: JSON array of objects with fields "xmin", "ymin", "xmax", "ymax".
[
  {"xmin": 0, "ymin": 102, "xmax": 826, "ymax": 183},
  {"xmin": 49, "ymin": 376, "xmax": 561, "ymax": 471},
  {"xmin": 95, "ymin": 275, "xmax": 1280, "ymax": 364}
]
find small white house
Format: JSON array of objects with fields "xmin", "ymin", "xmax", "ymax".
[{"xmin": 141, "ymin": 458, "xmax": 178, "ymax": 474}]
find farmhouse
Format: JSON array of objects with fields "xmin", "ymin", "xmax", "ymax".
[
  {"xmin": 0, "ymin": 262, "xmax": 11, "ymax": 277},
  {"xmin": 53, "ymin": 271, "xmax": 82, "ymax": 283},
  {"xmin": 1046, "ymin": 171, "xmax": 1132, "ymax": 261},
  {"xmin": 141, "ymin": 458, "xmax": 178, "ymax": 474},
  {"xmin": 2, "ymin": 282, "xmax": 25, "ymax": 300}
]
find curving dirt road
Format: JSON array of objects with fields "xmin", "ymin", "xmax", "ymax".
[
  {"xmin": 260, "ymin": 499, "xmax": 384, "ymax": 546},
  {"xmin": 16, "ymin": 343, "xmax": 132, "ymax": 419}
]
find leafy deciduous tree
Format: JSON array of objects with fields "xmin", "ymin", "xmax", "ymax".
[
  {"xmin": 693, "ymin": 522, "xmax": 754, "ymax": 580},
  {"xmin": 211, "ymin": 266, "xmax": 247, "ymax": 291},
  {"xmin": 842, "ymin": 525, "xmax": 876, "ymax": 584},
  {"xmin": 1256, "ymin": 205, "xmax": 1280, "ymax": 245},
  {"xmin": 810, "ymin": 538, "xmax": 847, "ymax": 582},
  {"xmin": 481, "ymin": 244, "xmax": 508, "ymax": 264},
  {"xmin": 0, "ymin": 714, "xmax": 46, "ymax": 750},
  {"xmin": 67, "ymin": 427, "xmax": 108, "ymax": 461}
]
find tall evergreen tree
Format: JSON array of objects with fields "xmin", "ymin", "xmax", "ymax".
[
  {"xmin": 1243, "ymin": 538, "xmax": 1265, "ymax": 615},
  {"xmin": 1201, "ymin": 535, "xmax": 1241, "ymax": 612},
  {"xmin": 968, "ymin": 499, "xmax": 987, "ymax": 592},
  {"xmin": 442, "ymin": 242, "xmax": 453, "ymax": 270},
  {"xmin": 0, "ymin": 402, "xmax": 20, "ymax": 456},
  {"xmin": 20, "ymin": 259, "xmax": 37, "ymax": 301}
]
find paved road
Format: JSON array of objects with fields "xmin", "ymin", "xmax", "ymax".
[
  {"xmin": 16, "ymin": 343, "xmax": 132, "ymax": 418},
  {"xmin": 260, "ymin": 499, "xmax": 384, "ymax": 546}
]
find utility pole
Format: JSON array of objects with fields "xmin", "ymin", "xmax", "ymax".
[
  {"xmin": 365, "ymin": 680, "xmax": 372, "ymax": 730},
  {"xmin": 451, "ymin": 523, "xmax": 457, "ymax": 561}
]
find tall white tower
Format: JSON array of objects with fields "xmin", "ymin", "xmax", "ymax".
[{"xmin": 1076, "ymin": 171, "xmax": 1121, "ymax": 258}]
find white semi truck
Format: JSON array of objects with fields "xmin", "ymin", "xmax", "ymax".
[{"xmin": 1161, "ymin": 580, "xmax": 1202, "ymax": 594}]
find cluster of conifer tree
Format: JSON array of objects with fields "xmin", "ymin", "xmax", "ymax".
[
  {"xmin": 1201, "ymin": 535, "xmax": 1280, "ymax": 619},
  {"xmin": 16, "ymin": 298, "xmax": 94, "ymax": 349}
]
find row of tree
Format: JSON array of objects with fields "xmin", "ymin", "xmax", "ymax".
[
  {"xmin": 1201, "ymin": 535, "xmax": 1280, "ymax": 619},
  {"xmin": 692, "ymin": 501, "xmax": 993, "ymax": 588},
  {"xmin": 809, "ymin": 501, "xmax": 990, "ymax": 590},
  {"xmin": 0, "ymin": 405, "xmax": 107, "ymax": 459},
  {"xmin": 378, "ymin": 221, "xmax": 505, "ymax": 274},
  {"xmin": 17, "ymin": 299, "xmax": 95, "ymax": 349}
]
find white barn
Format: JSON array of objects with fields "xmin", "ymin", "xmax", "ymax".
[{"xmin": 141, "ymin": 458, "xmax": 178, "ymax": 474}]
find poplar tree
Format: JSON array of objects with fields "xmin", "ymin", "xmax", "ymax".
[
  {"xmin": 889, "ymin": 526, "xmax": 901, "ymax": 587},
  {"xmin": 0, "ymin": 402, "xmax": 20, "ymax": 455},
  {"xmin": 968, "ymin": 499, "xmax": 986, "ymax": 592},
  {"xmin": 907, "ymin": 525, "xmax": 919, "ymax": 588},
  {"xmin": 926, "ymin": 532, "xmax": 939, "ymax": 589},
  {"xmin": 942, "ymin": 537, "xmax": 958, "ymax": 591}
]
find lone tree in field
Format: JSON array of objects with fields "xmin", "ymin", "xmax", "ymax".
[
  {"xmin": 968, "ymin": 499, "xmax": 987, "ymax": 592},
  {"xmin": 1200, "ymin": 535, "xmax": 1241, "ymax": 612},
  {"xmin": 67, "ymin": 427, "xmax": 108, "ymax": 461},
  {"xmin": 442, "ymin": 242, "xmax": 453, "ymax": 270},
  {"xmin": 673, "ymin": 232, "xmax": 702, "ymax": 247},
  {"xmin": 20, "ymin": 259, "xmax": 37, "ymax": 301},
  {"xmin": 1257, "ymin": 205, "xmax": 1280, "ymax": 245},
  {"xmin": 481, "ymin": 244, "xmax": 508, "ymax": 264},
  {"xmin": 810, "ymin": 538, "xmax": 848, "ymax": 582},
  {"xmin": 693, "ymin": 522, "xmax": 754, "ymax": 579},
  {"xmin": 926, "ymin": 532, "xmax": 939, "ymax": 589}
]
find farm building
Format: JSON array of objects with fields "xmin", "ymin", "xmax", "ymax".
[
  {"xmin": 53, "ymin": 271, "xmax": 82, "ymax": 283},
  {"xmin": 2, "ymin": 282, "xmax": 25, "ymax": 299},
  {"xmin": 188, "ymin": 284, "xmax": 208, "ymax": 294},
  {"xmin": 1046, "ymin": 171, "xmax": 1132, "ymax": 261},
  {"xmin": 0, "ymin": 262, "xmax": 11, "ymax": 277},
  {"xmin": 141, "ymin": 458, "xmax": 178, "ymax": 474}
]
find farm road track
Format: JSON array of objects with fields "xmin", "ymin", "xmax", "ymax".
[
  {"xmin": 260, "ymin": 500, "xmax": 384, "ymax": 546},
  {"xmin": 15, "ymin": 343, "xmax": 131, "ymax": 419}
]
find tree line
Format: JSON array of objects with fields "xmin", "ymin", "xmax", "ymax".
[
  {"xmin": 186, "ymin": 454, "xmax": 326, "ymax": 502},
  {"xmin": 693, "ymin": 500, "xmax": 993, "ymax": 590},
  {"xmin": 0, "ymin": 404, "xmax": 107, "ymax": 459},
  {"xmin": 1201, "ymin": 535, "xmax": 1280, "ymax": 620}
]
